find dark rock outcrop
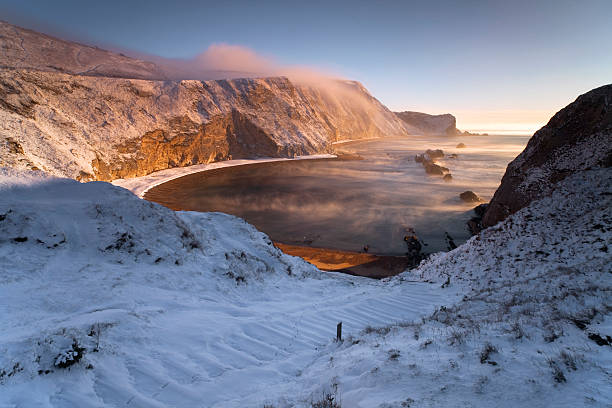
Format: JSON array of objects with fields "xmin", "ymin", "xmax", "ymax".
[
  {"xmin": 482, "ymin": 84, "xmax": 612, "ymax": 227},
  {"xmin": 467, "ymin": 203, "xmax": 489, "ymax": 235},
  {"xmin": 403, "ymin": 231, "xmax": 424, "ymax": 268},
  {"xmin": 424, "ymin": 162, "xmax": 449, "ymax": 175}
]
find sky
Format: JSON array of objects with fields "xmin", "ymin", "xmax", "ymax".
[{"xmin": 2, "ymin": 0, "xmax": 611, "ymax": 133}]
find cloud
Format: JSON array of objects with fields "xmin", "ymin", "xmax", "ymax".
[
  {"xmin": 129, "ymin": 43, "xmax": 384, "ymax": 115},
  {"xmin": 136, "ymin": 43, "xmax": 339, "ymax": 84}
]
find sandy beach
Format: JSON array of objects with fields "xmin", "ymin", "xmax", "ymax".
[{"xmin": 275, "ymin": 243, "xmax": 411, "ymax": 278}]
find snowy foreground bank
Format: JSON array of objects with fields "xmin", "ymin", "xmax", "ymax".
[
  {"xmin": 0, "ymin": 168, "xmax": 610, "ymax": 407},
  {"xmin": 111, "ymin": 154, "xmax": 337, "ymax": 198}
]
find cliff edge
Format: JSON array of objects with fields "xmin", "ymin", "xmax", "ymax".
[{"xmin": 482, "ymin": 84, "xmax": 612, "ymax": 227}]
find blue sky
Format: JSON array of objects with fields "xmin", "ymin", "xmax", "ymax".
[{"xmin": 2, "ymin": 0, "xmax": 611, "ymax": 131}]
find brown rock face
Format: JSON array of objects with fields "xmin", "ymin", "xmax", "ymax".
[
  {"xmin": 482, "ymin": 84, "xmax": 612, "ymax": 227},
  {"xmin": 92, "ymin": 111, "xmax": 283, "ymax": 180}
]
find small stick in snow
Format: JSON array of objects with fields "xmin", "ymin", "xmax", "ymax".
[{"xmin": 336, "ymin": 322, "xmax": 342, "ymax": 342}]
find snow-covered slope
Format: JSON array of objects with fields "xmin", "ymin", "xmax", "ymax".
[
  {"xmin": 0, "ymin": 71, "xmax": 407, "ymax": 181},
  {"xmin": 0, "ymin": 169, "xmax": 447, "ymax": 407},
  {"xmin": 0, "ymin": 21, "xmax": 166, "ymax": 80},
  {"xmin": 292, "ymin": 169, "xmax": 611, "ymax": 407},
  {"xmin": 1, "ymin": 168, "xmax": 610, "ymax": 406}
]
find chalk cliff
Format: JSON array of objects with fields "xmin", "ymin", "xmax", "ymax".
[
  {"xmin": 395, "ymin": 111, "xmax": 460, "ymax": 135},
  {"xmin": 0, "ymin": 22, "xmax": 408, "ymax": 181}
]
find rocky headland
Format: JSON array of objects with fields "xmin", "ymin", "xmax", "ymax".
[
  {"xmin": 395, "ymin": 110, "xmax": 461, "ymax": 135},
  {"xmin": 482, "ymin": 84, "xmax": 612, "ymax": 227}
]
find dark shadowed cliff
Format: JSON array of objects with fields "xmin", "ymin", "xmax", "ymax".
[{"xmin": 482, "ymin": 84, "xmax": 612, "ymax": 227}]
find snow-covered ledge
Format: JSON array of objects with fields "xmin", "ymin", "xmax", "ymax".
[{"xmin": 112, "ymin": 154, "xmax": 337, "ymax": 198}]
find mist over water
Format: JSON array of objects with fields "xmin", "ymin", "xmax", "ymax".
[{"xmin": 146, "ymin": 135, "xmax": 529, "ymax": 255}]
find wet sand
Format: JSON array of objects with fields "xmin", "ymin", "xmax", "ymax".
[{"xmin": 274, "ymin": 243, "xmax": 410, "ymax": 279}]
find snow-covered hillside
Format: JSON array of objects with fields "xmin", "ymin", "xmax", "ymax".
[
  {"xmin": 0, "ymin": 169, "xmax": 447, "ymax": 407},
  {"xmin": 309, "ymin": 168, "xmax": 612, "ymax": 407},
  {"xmin": 1, "ymin": 162, "xmax": 610, "ymax": 407},
  {"xmin": 0, "ymin": 22, "xmax": 410, "ymax": 182}
]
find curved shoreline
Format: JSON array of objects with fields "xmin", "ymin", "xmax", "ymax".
[{"xmin": 111, "ymin": 154, "xmax": 337, "ymax": 198}]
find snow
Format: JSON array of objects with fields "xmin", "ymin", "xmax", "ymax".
[
  {"xmin": 0, "ymin": 169, "xmax": 447, "ymax": 407},
  {"xmin": 111, "ymin": 154, "xmax": 336, "ymax": 198},
  {"xmin": 1, "ymin": 167, "xmax": 610, "ymax": 407}
]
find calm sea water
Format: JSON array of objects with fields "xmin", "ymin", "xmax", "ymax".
[{"xmin": 146, "ymin": 135, "xmax": 529, "ymax": 255}]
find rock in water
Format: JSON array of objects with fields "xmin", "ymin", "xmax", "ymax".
[
  {"xmin": 443, "ymin": 174, "xmax": 453, "ymax": 182},
  {"xmin": 482, "ymin": 84, "xmax": 612, "ymax": 227},
  {"xmin": 456, "ymin": 143, "xmax": 467, "ymax": 148},
  {"xmin": 460, "ymin": 191, "xmax": 482, "ymax": 203},
  {"xmin": 414, "ymin": 149, "xmax": 451, "ymax": 176},
  {"xmin": 444, "ymin": 232, "xmax": 457, "ymax": 250},
  {"xmin": 425, "ymin": 149, "xmax": 445, "ymax": 160},
  {"xmin": 424, "ymin": 162, "xmax": 449, "ymax": 175}
]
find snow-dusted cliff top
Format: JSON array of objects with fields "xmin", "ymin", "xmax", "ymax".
[{"xmin": 0, "ymin": 21, "xmax": 166, "ymax": 80}]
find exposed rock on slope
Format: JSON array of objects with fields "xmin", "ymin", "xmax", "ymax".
[
  {"xmin": 395, "ymin": 111, "xmax": 460, "ymax": 135},
  {"xmin": 482, "ymin": 84, "xmax": 612, "ymax": 227},
  {"xmin": 0, "ymin": 22, "xmax": 408, "ymax": 181}
]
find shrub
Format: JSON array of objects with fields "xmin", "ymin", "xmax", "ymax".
[
  {"xmin": 312, "ymin": 392, "xmax": 341, "ymax": 408},
  {"xmin": 54, "ymin": 340, "xmax": 85, "ymax": 369},
  {"xmin": 479, "ymin": 342, "xmax": 497, "ymax": 364},
  {"xmin": 547, "ymin": 359, "xmax": 567, "ymax": 383}
]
